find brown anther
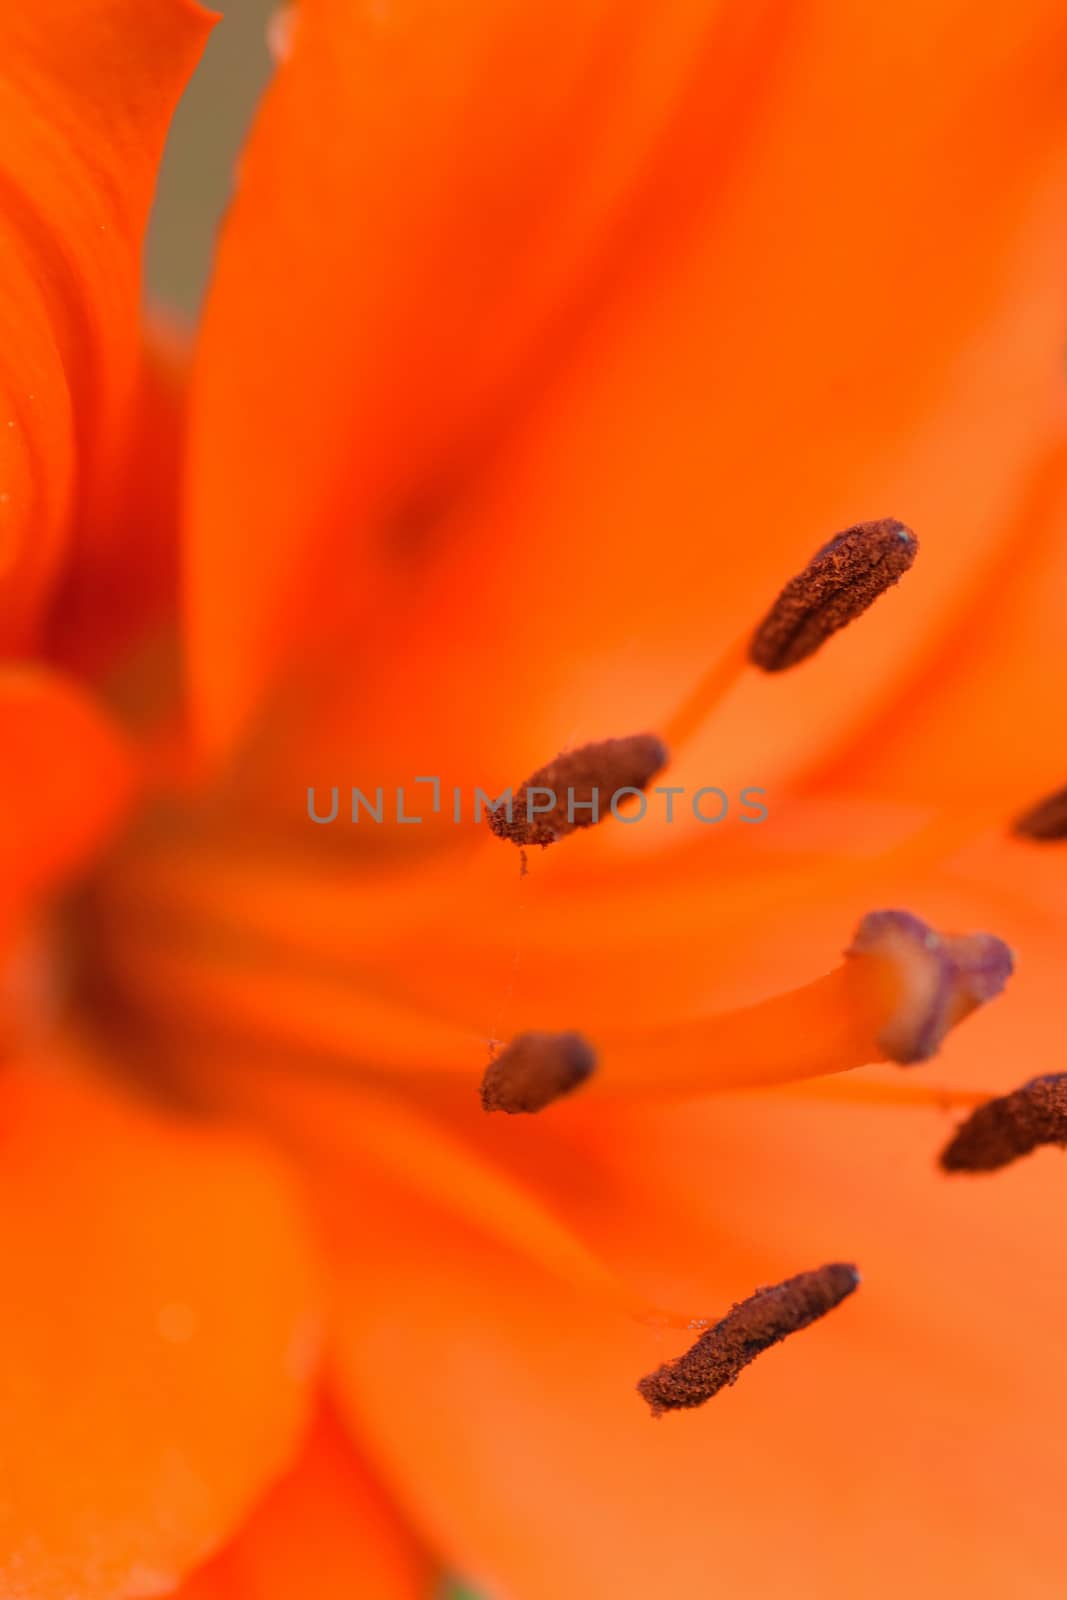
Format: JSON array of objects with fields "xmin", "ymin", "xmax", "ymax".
[
  {"xmin": 940, "ymin": 1075, "xmax": 1067, "ymax": 1173},
  {"xmin": 480, "ymin": 1030, "xmax": 596, "ymax": 1114},
  {"xmin": 1012, "ymin": 785, "xmax": 1067, "ymax": 842},
  {"xmin": 637, "ymin": 1263, "xmax": 860, "ymax": 1416},
  {"xmin": 487, "ymin": 734, "xmax": 668, "ymax": 848},
  {"xmin": 749, "ymin": 518, "xmax": 917, "ymax": 672}
]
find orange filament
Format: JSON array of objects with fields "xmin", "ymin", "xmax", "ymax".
[
  {"xmin": 660, "ymin": 632, "xmax": 751, "ymax": 752},
  {"xmin": 770, "ymin": 1076, "xmax": 993, "ymax": 1114}
]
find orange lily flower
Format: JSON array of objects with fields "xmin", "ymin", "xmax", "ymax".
[{"xmin": 3, "ymin": 1, "xmax": 1067, "ymax": 1597}]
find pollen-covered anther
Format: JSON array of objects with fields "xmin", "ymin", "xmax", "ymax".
[
  {"xmin": 480, "ymin": 1030, "xmax": 597, "ymax": 1114},
  {"xmin": 1012, "ymin": 783, "xmax": 1067, "ymax": 842},
  {"xmin": 749, "ymin": 518, "xmax": 917, "ymax": 672},
  {"xmin": 486, "ymin": 734, "xmax": 668, "ymax": 848},
  {"xmin": 637, "ymin": 1263, "xmax": 860, "ymax": 1417},
  {"xmin": 940, "ymin": 1075, "xmax": 1067, "ymax": 1174},
  {"xmin": 846, "ymin": 909, "xmax": 1013, "ymax": 1066}
]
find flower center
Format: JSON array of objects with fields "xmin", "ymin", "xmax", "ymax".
[{"xmin": 26, "ymin": 509, "xmax": 1042, "ymax": 1415}]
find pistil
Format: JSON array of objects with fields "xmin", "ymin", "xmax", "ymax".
[{"xmin": 502, "ymin": 911, "xmax": 1014, "ymax": 1100}]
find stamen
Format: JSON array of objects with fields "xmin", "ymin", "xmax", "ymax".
[
  {"xmin": 487, "ymin": 734, "xmax": 668, "ymax": 848},
  {"xmin": 1012, "ymin": 784, "xmax": 1067, "ymax": 842},
  {"xmin": 749, "ymin": 518, "xmax": 917, "ymax": 672},
  {"xmin": 940, "ymin": 1074, "xmax": 1067, "ymax": 1173},
  {"xmin": 637, "ymin": 1263, "xmax": 860, "ymax": 1416},
  {"xmin": 481, "ymin": 1029, "xmax": 596, "ymax": 1113},
  {"xmin": 847, "ymin": 909, "xmax": 1013, "ymax": 1065}
]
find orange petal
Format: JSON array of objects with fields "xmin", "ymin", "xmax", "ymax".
[
  {"xmin": 184, "ymin": 0, "xmax": 793, "ymax": 753},
  {"xmin": 0, "ymin": 666, "xmax": 135, "ymax": 903},
  {"xmin": 0, "ymin": 0, "xmax": 213, "ymax": 652},
  {"xmin": 174, "ymin": 1405, "xmax": 430, "ymax": 1600},
  {"xmin": 327, "ymin": 1086, "xmax": 1067, "ymax": 1598},
  {"xmin": 337, "ymin": 0, "xmax": 1067, "ymax": 808},
  {"xmin": 188, "ymin": 1, "xmax": 1067, "ymax": 805},
  {"xmin": 173, "ymin": 1061, "xmax": 647, "ymax": 1322},
  {"xmin": 0, "ymin": 1041, "xmax": 319, "ymax": 1600}
]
